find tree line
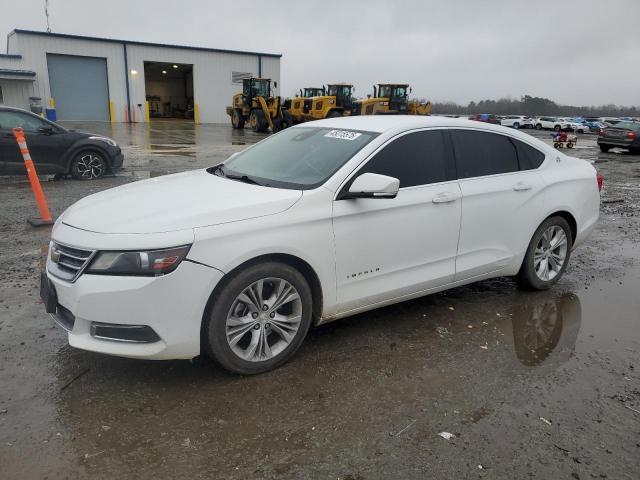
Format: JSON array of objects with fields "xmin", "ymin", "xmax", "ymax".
[{"xmin": 429, "ymin": 95, "xmax": 639, "ymax": 117}]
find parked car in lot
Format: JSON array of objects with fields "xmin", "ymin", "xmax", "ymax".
[
  {"xmin": 500, "ymin": 115, "xmax": 533, "ymax": 129},
  {"xmin": 41, "ymin": 116, "xmax": 601, "ymax": 374},
  {"xmin": 0, "ymin": 106, "xmax": 123, "ymax": 179},
  {"xmin": 597, "ymin": 121, "xmax": 640, "ymax": 154},
  {"xmin": 535, "ymin": 117, "xmax": 570, "ymax": 131},
  {"xmin": 469, "ymin": 113, "xmax": 500, "ymax": 124},
  {"xmin": 558, "ymin": 118, "xmax": 589, "ymax": 133}
]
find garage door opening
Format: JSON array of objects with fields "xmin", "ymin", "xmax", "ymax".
[{"xmin": 144, "ymin": 62, "xmax": 194, "ymax": 121}]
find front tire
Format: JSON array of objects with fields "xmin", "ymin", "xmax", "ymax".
[
  {"xmin": 204, "ymin": 262, "xmax": 313, "ymax": 375},
  {"xmin": 516, "ymin": 216, "xmax": 572, "ymax": 291},
  {"xmin": 70, "ymin": 151, "xmax": 107, "ymax": 180}
]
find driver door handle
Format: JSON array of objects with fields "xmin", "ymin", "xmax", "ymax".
[
  {"xmin": 513, "ymin": 182, "xmax": 533, "ymax": 192},
  {"xmin": 432, "ymin": 192, "xmax": 460, "ymax": 204}
]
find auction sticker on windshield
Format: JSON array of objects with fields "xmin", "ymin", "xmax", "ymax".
[{"xmin": 325, "ymin": 130, "xmax": 362, "ymax": 141}]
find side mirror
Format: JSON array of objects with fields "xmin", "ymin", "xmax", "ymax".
[
  {"xmin": 38, "ymin": 125, "xmax": 55, "ymax": 135},
  {"xmin": 344, "ymin": 173, "xmax": 399, "ymax": 199}
]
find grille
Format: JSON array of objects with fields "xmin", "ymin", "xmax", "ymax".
[{"xmin": 48, "ymin": 242, "xmax": 95, "ymax": 282}]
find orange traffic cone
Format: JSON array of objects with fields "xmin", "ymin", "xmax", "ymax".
[{"xmin": 12, "ymin": 127, "xmax": 55, "ymax": 226}]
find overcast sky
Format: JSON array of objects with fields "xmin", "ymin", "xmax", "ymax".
[{"xmin": 2, "ymin": 0, "xmax": 639, "ymax": 106}]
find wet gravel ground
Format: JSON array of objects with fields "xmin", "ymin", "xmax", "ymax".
[{"xmin": 1, "ymin": 122, "xmax": 639, "ymax": 479}]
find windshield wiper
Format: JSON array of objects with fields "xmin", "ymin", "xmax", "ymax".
[
  {"xmin": 209, "ymin": 163, "xmax": 265, "ymax": 186},
  {"xmin": 225, "ymin": 173, "xmax": 263, "ymax": 186}
]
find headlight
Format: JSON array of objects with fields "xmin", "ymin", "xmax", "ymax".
[
  {"xmin": 86, "ymin": 245, "xmax": 191, "ymax": 276},
  {"xmin": 89, "ymin": 136, "xmax": 118, "ymax": 147}
]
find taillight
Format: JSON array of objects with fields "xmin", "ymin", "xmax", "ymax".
[
  {"xmin": 627, "ymin": 131, "xmax": 637, "ymax": 140},
  {"xmin": 596, "ymin": 173, "xmax": 604, "ymax": 192}
]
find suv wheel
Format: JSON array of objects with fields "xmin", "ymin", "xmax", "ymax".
[
  {"xmin": 203, "ymin": 262, "xmax": 313, "ymax": 374},
  {"xmin": 517, "ymin": 216, "xmax": 572, "ymax": 291},
  {"xmin": 70, "ymin": 151, "xmax": 107, "ymax": 180}
]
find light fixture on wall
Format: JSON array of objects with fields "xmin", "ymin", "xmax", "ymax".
[
  {"xmin": 162, "ymin": 70, "xmax": 167, "ymax": 74},
  {"xmin": 130, "ymin": 69, "xmax": 138, "ymax": 75},
  {"xmin": 172, "ymin": 64, "xmax": 178, "ymax": 69}
]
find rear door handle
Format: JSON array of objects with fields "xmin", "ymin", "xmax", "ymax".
[
  {"xmin": 513, "ymin": 182, "xmax": 533, "ymax": 191},
  {"xmin": 432, "ymin": 192, "xmax": 460, "ymax": 204}
]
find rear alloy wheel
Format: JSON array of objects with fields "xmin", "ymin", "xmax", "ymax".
[
  {"xmin": 517, "ymin": 216, "xmax": 572, "ymax": 290},
  {"xmin": 204, "ymin": 262, "xmax": 312, "ymax": 374},
  {"xmin": 70, "ymin": 151, "xmax": 107, "ymax": 180}
]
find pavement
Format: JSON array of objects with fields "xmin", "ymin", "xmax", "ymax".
[{"xmin": 0, "ymin": 121, "xmax": 639, "ymax": 479}]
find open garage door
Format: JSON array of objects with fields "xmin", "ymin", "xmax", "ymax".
[{"xmin": 47, "ymin": 54, "xmax": 110, "ymax": 121}]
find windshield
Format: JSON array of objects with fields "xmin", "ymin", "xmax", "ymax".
[
  {"xmin": 251, "ymin": 80, "xmax": 270, "ymax": 97},
  {"xmin": 391, "ymin": 86, "xmax": 407, "ymax": 98},
  {"xmin": 220, "ymin": 127, "xmax": 378, "ymax": 189},
  {"xmin": 304, "ymin": 88, "xmax": 323, "ymax": 97}
]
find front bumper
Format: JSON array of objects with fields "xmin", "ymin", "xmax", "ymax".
[
  {"xmin": 46, "ymin": 260, "xmax": 224, "ymax": 360},
  {"xmin": 109, "ymin": 151, "xmax": 124, "ymax": 172}
]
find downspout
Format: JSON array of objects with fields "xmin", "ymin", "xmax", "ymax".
[{"xmin": 123, "ymin": 42, "xmax": 131, "ymax": 123}]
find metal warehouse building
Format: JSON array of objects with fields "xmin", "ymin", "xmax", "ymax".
[{"xmin": 0, "ymin": 29, "xmax": 281, "ymax": 123}]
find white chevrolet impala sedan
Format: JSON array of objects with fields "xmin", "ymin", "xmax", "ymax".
[{"xmin": 42, "ymin": 117, "xmax": 601, "ymax": 374}]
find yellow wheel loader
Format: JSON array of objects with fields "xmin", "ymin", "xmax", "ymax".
[
  {"xmin": 226, "ymin": 77, "xmax": 293, "ymax": 133},
  {"xmin": 286, "ymin": 87, "xmax": 326, "ymax": 123},
  {"xmin": 287, "ymin": 83, "xmax": 355, "ymax": 123},
  {"xmin": 351, "ymin": 84, "xmax": 431, "ymax": 116}
]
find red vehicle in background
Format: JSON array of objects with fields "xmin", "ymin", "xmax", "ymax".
[{"xmin": 469, "ymin": 113, "xmax": 501, "ymax": 124}]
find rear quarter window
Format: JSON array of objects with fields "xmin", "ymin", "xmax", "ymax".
[{"xmin": 513, "ymin": 139, "xmax": 546, "ymax": 170}]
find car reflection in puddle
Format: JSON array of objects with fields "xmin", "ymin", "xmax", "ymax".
[{"xmin": 508, "ymin": 292, "xmax": 580, "ymax": 370}]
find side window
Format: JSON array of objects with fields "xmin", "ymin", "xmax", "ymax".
[
  {"xmin": 451, "ymin": 130, "xmax": 519, "ymax": 179},
  {"xmin": 513, "ymin": 139, "xmax": 546, "ymax": 170},
  {"xmin": 0, "ymin": 111, "xmax": 46, "ymax": 132},
  {"xmin": 357, "ymin": 130, "xmax": 450, "ymax": 188}
]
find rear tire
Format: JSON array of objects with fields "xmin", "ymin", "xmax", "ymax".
[
  {"xmin": 231, "ymin": 108, "xmax": 245, "ymax": 129},
  {"xmin": 516, "ymin": 216, "xmax": 572, "ymax": 291},
  {"xmin": 203, "ymin": 262, "xmax": 313, "ymax": 375},
  {"xmin": 599, "ymin": 144, "xmax": 611, "ymax": 153}
]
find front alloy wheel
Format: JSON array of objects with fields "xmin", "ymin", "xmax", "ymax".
[
  {"xmin": 204, "ymin": 262, "xmax": 312, "ymax": 374},
  {"xmin": 71, "ymin": 152, "xmax": 106, "ymax": 180},
  {"xmin": 226, "ymin": 278, "xmax": 302, "ymax": 362}
]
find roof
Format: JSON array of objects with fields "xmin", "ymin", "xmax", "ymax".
[
  {"xmin": 10, "ymin": 29, "xmax": 282, "ymax": 58},
  {"xmin": 299, "ymin": 115, "xmax": 555, "ymax": 152}
]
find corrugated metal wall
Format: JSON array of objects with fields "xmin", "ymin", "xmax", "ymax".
[{"xmin": 8, "ymin": 32, "xmax": 281, "ymax": 124}]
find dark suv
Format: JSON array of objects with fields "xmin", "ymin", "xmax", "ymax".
[
  {"xmin": 597, "ymin": 121, "xmax": 640, "ymax": 154},
  {"xmin": 0, "ymin": 106, "xmax": 123, "ymax": 179}
]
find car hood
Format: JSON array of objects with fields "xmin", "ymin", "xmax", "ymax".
[{"xmin": 62, "ymin": 169, "xmax": 303, "ymax": 234}]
